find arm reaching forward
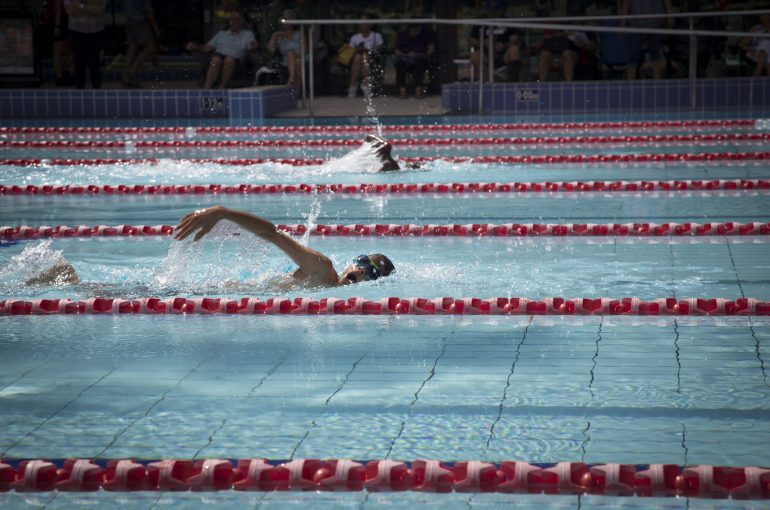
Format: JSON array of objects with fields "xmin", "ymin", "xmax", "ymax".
[{"xmin": 174, "ymin": 205, "xmax": 339, "ymax": 285}]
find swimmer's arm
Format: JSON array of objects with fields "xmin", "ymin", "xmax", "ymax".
[
  {"xmin": 365, "ymin": 135, "xmax": 400, "ymax": 171},
  {"xmin": 174, "ymin": 206, "xmax": 338, "ymax": 283}
]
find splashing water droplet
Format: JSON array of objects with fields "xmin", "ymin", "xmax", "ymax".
[
  {"xmin": 152, "ymin": 221, "xmax": 269, "ymax": 293},
  {"xmin": 300, "ymin": 191, "xmax": 322, "ymax": 247},
  {"xmin": 0, "ymin": 239, "xmax": 69, "ymax": 284}
]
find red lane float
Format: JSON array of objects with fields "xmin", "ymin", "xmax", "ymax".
[
  {"xmin": 3, "ymin": 151, "xmax": 770, "ymax": 167},
  {"xmin": 0, "ymin": 119, "xmax": 756, "ymax": 136},
  {"xmin": 0, "ymin": 459, "xmax": 768, "ymax": 498},
  {"xmin": 2, "ymin": 222, "xmax": 769, "ymax": 240},
  {"xmin": 2, "ymin": 132, "xmax": 768, "ymax": 150},
  {"xmin": 1, "ymin": 297, "xmax": 768, "ymax": 316},
  {"xmin": 2, "ymin": 179, "xmax": 768, "ymax": 196}
]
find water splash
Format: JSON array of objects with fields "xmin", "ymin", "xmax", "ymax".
[
  {"xmin": 317, "ymin": 142, "xmax": 386, "ymax": 174},
  {"xmin": 299, "ymin": 191, "xmax": 322, "ymax": 247},
  {"xmin": 0, "ymin": 239, "xmax": 70, "ymax": 285},
  {"xmin": 152, "ymin": 221, "xmax": 269, "ymax": 293},
  {"xmin": 362, "ymin": 90, "xmax": 383, "ymax": 138}
]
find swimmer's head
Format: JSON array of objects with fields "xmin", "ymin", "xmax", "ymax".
[{"xmin": 339, "ymin": 253, "xmax": 395, "ymax": 285}]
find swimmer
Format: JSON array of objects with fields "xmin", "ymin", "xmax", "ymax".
[
  {"xmin": 24, "ymin": 262, "xmax": 79, "ymax": 285},
  {"xmin": 363, "ymin": 134, "xmax": 422, "ymax": 172},
  {"xmin": 25, "ymin": 206, "xmax": 396, "ymax": 288},
  {"xmin": 365, "ymin": 134, "xmax": 400, "ymax": 171},
  {"xmin": 174, "ymin": 205, "xmax": 395, "ymax": 287}
]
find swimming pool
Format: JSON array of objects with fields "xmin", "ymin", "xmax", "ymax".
[{"xmin": 1, "ymin": 118, "xmax": 769, "ymax": 508}]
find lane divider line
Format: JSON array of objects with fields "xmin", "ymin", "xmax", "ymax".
[
  {"xmin": 0, "ymin": 458, "xmax": 768, "ymax": 497},
  {"xmin": 2, "ymin": 132, "xmax": 769, "ymax": 150},
  {"xmin": 1, "ymin": 297, "xmax": 768, "ymax": 316},
  {"xmin": 0, "ymin": 118, "xmax": 756, "ymax": 136},
  {"xmin": 2, "ymin": 180, "xmax": 768, "ymax": 196},
  {"xmin": 2, "ymin": 151, "xmax": 769, "ymax": 167},
  {"xmin": 2, "ymin": 222, "xmax": 769, "ymax": 240}
]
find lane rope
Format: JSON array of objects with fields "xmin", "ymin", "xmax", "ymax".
[
  {"xmin": 1, "ymin": 297, "xmax": 768, "ymax": 316},
  {"xmin": 0, "ymin": 118, "xmax": 756, "ymax": 136},
  {"xmin": 2, "ymin": 132, "xmax": 768, "ymax": 150},
  {"xmin": 2, "ymin": 151, "xmax": 770, "ymax": 167},
  {"xmin": 1, "ymin": 458, "xmax": 768, "ymax": 497},
  {"xmin": 2, "ymin": 180, "xmax": 768, "ymax": 196},
  {"xmin": 2, "ymin": 222, "xmax": 768, "ymax": 240}
]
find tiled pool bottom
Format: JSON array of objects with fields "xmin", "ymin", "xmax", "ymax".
[
  {"xmin": 2, "ymin": 489, "xmax": 763, "ymax": 509},
  {"xmin": 1, "ymin": 315, "xmax": 768, "ymax": 508},
  {"xmin": 1, "ymin": 315, "xmax": 768, "ymax": 462}
]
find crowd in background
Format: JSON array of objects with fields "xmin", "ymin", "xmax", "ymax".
[{"xmin": 16, "ymin": 0, "xmax": 770, "ymax": 91}]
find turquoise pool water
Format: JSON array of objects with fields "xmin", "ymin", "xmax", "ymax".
[{"xmin": 1, "ymin": 118, "xmax": 769, "ymax": 508}]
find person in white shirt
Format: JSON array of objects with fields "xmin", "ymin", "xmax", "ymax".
[
  {"xmin": 186, "ymin": 10, "xmax": 256, "ymax": 89},
  {"xmin": 346, "ymin": 15, "xmax": 384, "ymax": 98}
]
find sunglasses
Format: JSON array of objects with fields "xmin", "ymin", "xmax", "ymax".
[{"xmin": 353, "ymin": 254, "xmax": 381, "ymax": 281}]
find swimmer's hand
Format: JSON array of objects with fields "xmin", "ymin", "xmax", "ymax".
[{"xmin": 174, "ymin": 205, "xmax": 226, "ymax": 241}]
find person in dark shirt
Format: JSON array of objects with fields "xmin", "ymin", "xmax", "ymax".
[
  {"xmin": 469, "ymin": 25, "xmax": 521, "ymax": 82},
  {"xmin": 393, "ymin": 24, "xmax": 435, "ymax": 98}
]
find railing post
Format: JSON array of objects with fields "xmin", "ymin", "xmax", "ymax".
[
  {"xmin": 300, "ymin": 25, "xmax": 306, "ymax": 109},
  {"xmin": 309, "ymin": 24, "xmax": 315, "ymax": 118},
  {"xmin": 689, "ymin": 17, "xmax": 697, "ymax": 111},
  {"xmin": 488, "ymin": 26, "xmax": 494, "ymax": 83},
  {"xmin": 478, "ymin": 24, "xmax": 484, "ymax": 115}
]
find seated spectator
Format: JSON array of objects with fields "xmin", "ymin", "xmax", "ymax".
[
  {"xmin": 570, "ymin": 31, "xmax": 598, "ymax": 80},
  {"xmin": 739, "ymin": 13, "xmax": 770, "ymax": 77},
  {"xmin": 621, "ymin": 0, "xmax": 674, "ymax": 80},
  {"xmin": 267, "ymin": 9, "xmax": 305, "ymax": 88},
  {"xmin": 186, "ymin": 10, "xmax": 256, "ymax": 89},
  {"xmin": 394, "ymin": 23, "xmax": 435, "ymax": 98},
  {"xmin": 345, "ymin": 15, "xmax": 384, "ymax": 98},
  {"xmin": 469, "ymin": 25, "xmax": 520, "ymax": 82},
  {"xmin": 538, "ymin": 30, "xmax": 572, "ymax": 82},
  {"xmin": 44, "ymin": 0, "xmax": 75, "ymax": 86},
  {"xmin": 538, "ymin": 29, "xmax": 595, "ymax": 82},
  {"xmin": 121, "ymin": 0, "xmax": 161, "ymax": 88}
]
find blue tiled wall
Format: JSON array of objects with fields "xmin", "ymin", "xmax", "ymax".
[
  {"xmin": 442, "ymin": 78, "xmax": 770, "ymax": 115},
  {"xmin": 0, "ymin": 87, "xmax": 297, "ymax": 119}
]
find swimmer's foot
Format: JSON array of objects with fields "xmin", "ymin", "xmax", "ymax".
[{"xmin": 25, "ymin": 263, "xmax": 79, "ymax": 286}]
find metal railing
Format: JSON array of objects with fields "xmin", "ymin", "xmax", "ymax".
[{"xmin": 286, "ymin": 10, "xmax": 769, "ymax": 116}]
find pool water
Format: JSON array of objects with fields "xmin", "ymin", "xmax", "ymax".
[{"xmin": 1, "ymin": 118, "xmax": 769, "ymax": 509}]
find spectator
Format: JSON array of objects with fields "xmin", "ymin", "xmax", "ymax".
[
  {"xmin": 538, "ymin": 30, "xmax": 572, "ymax": 81},
  {"xmin": 63, "ymin": 0, "xmax": 107, "ymax": 89},
  {"xmin": 42, "ymin": 0, "xmax": 74, "ymax": 86},
  {"xmin": 186, "ymin": 11, "xmax": 257, "ymax": 89},
  {"xmin": 267, "ymin": 9, "xmax": 305, "ymax": 88},
  {"xmin": 621, "ymin": 0, "xmax": 674, "ymax": 80},
  {"xmin": 467, "ymin": 0, "xmax": 521, "ymax": 83},
  {"xmin": 538, "ymin": 29, "xmax": 595, "ymax": 82},
  {"xmin": 570, "ymin": 30, "xmax": 598, "ymax": 80},
  {"xmin": 345, "ymin": 15, "xmax": 384, "ymax": 98},
  {"xmin": 394, "ymin": 23, "xmax": 435, "ymax": 98},
  {"xmin": 469, "ymin": 25, "xmax": 520, "ymax": 82},
  {"xmin": 739, "ymin": 13, "xmax": 770, "ymax": 77},
  {"xmin": 120, "ymin": 0, "xmax": 161, "ymax": 88}
]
